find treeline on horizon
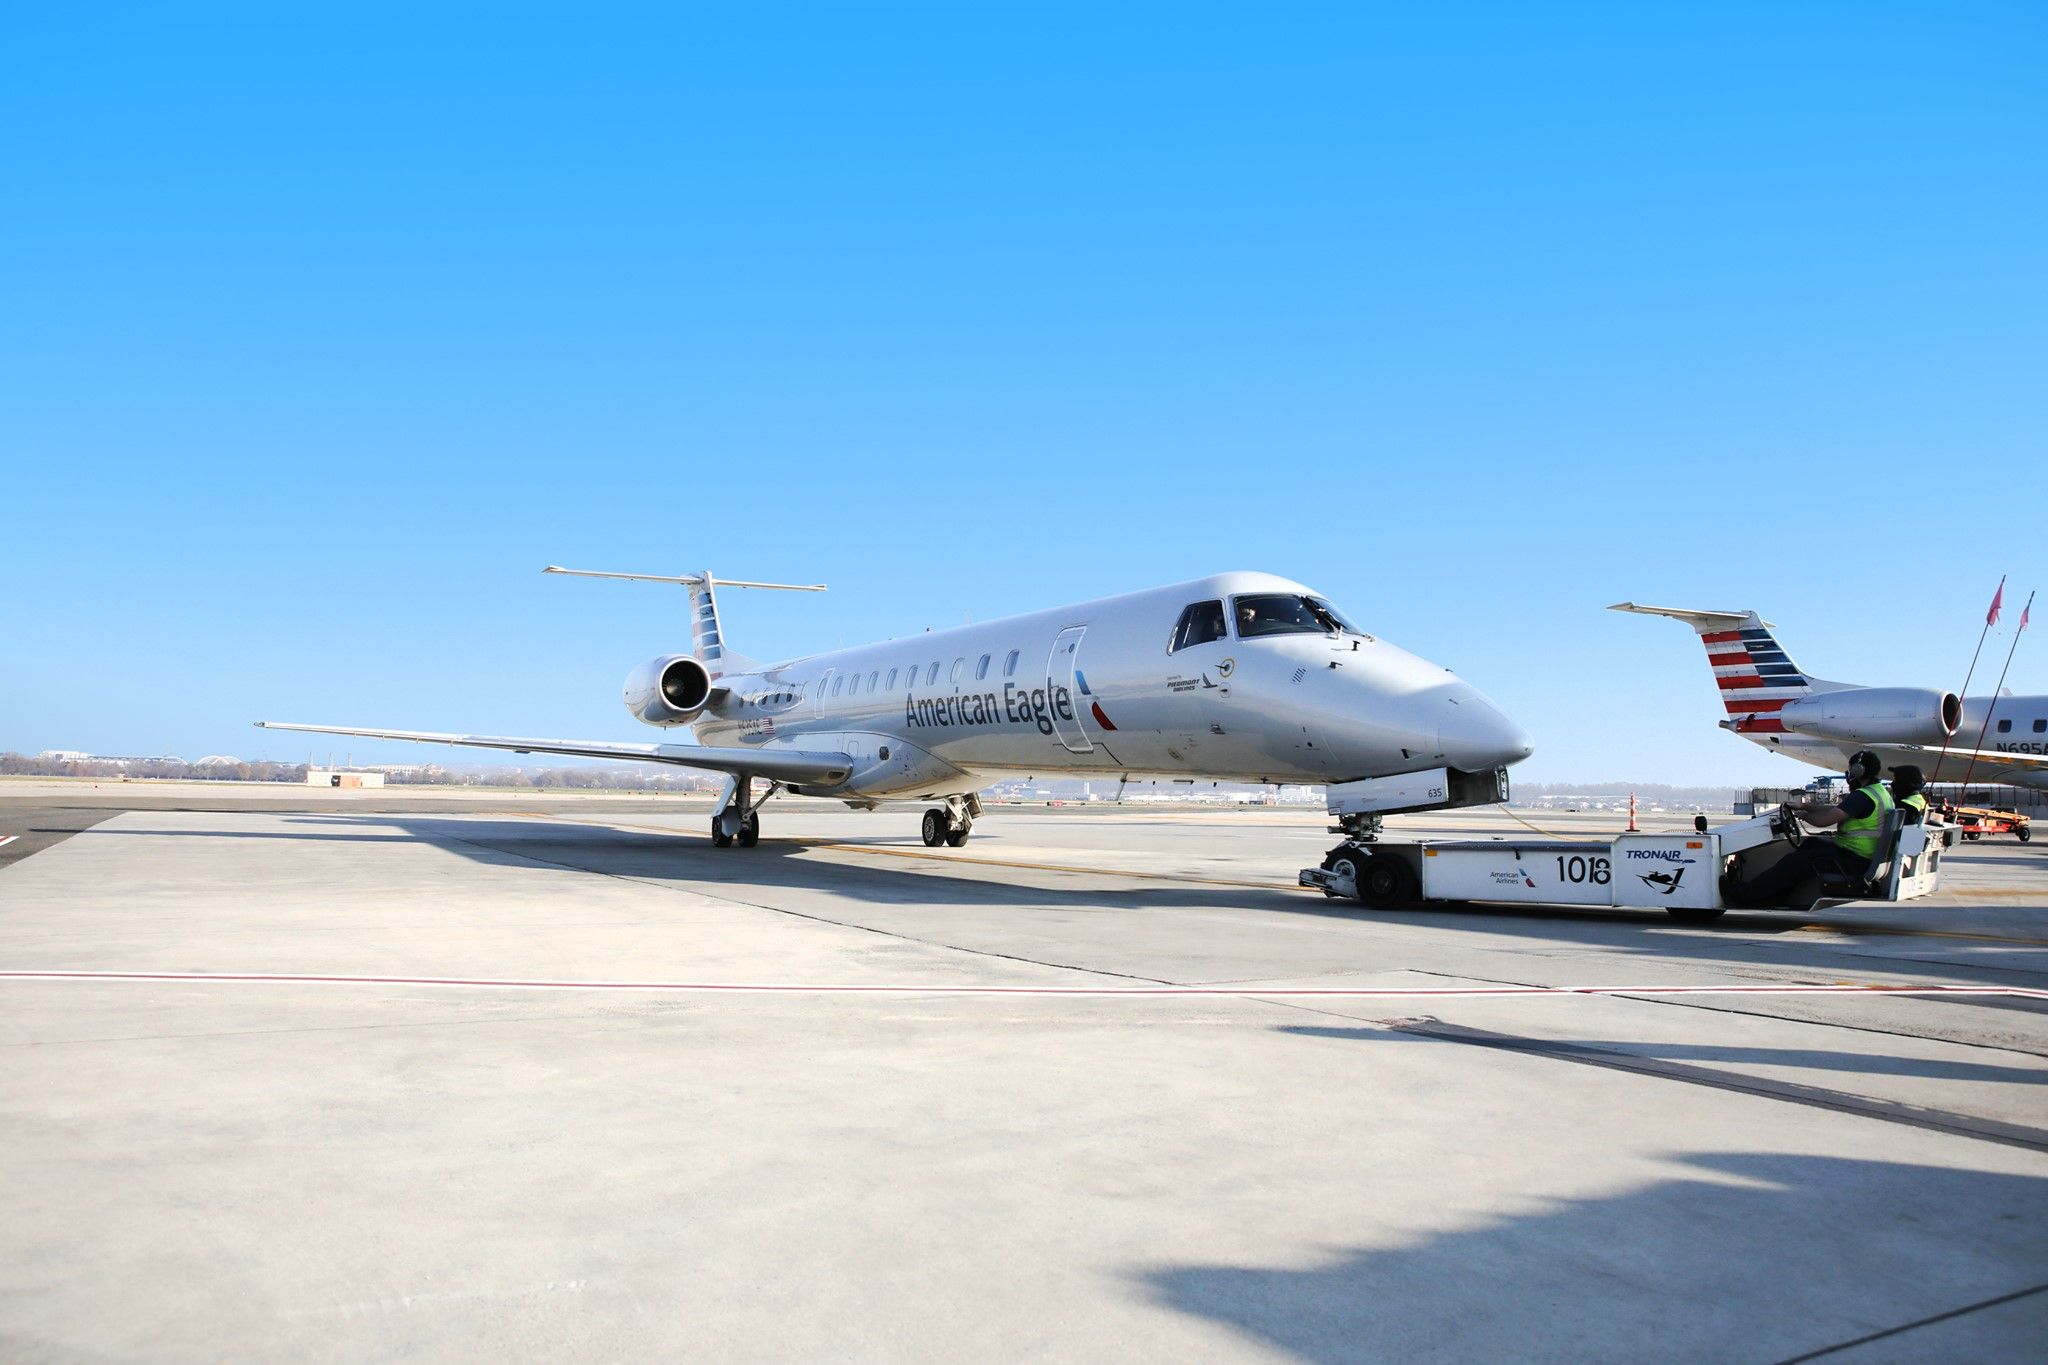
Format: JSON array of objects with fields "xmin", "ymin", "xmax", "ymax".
[
  {"xmin": 2, "ymin": 755, "xmax": 1760, "ymax": 801},
  {"xmin": 0, "ymin": 753, "xmax": 717, "ymax": 790},
  {"xmin": 1516, "ymin": 781, "xmax": 1752, "ymax": 803}
]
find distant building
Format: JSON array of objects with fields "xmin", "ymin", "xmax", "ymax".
[{"xmin": 307, "ymin": 769, "xmax": 386, "ymax": 789}]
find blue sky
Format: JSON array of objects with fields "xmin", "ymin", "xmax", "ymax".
[{"xmin": 2, "ymin": 4, "xmax": 2041, "ymax": 783}]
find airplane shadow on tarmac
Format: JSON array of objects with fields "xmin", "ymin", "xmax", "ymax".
[
  {"xmin": 1138, "ymin": 1153, "xmax": 2048, "ymax": 1363},
  {"xmin": 74, "ymin": 813, "xmax": 2048, "ymax": 992}
]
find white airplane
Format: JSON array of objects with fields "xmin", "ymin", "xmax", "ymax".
[
  {"xmin": 1613, "ymin": 602, "xmax": 2048, "ymax": 790},
  {"xmin": 260, "ymin": 569, "xmax": 1534, "ymax": 847}
]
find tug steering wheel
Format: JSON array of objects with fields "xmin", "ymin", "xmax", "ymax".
[{"xmin": 1777, "ymin": 805, "xmax": 1807, "ymax": 849}]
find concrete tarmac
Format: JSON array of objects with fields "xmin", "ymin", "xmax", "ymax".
[{"xmin": 2, "ymin": 780, "xmax": 2045, "ymax": 1361}]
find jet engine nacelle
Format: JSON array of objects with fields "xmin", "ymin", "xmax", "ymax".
[
  {"xmin": 1776, "ymin": 688, "xmax": 1961, "ymax": 746},
  {"xmin": 624, "ymin": 654, "xmax": 713, "ymax": 726}
]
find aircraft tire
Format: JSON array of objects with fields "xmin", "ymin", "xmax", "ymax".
[
  {"xmin": 921, "ymin": 809, "xmax": 947, "ymax": 847},
  {"xmin": 1665, "ymin": 904, "xmax": 1727, "ymax": 924},
  {"xmin": 1358, "ymin": 855, "xmax": 1413, "ymax": 907},
  {"xmin": 710, "ymin": 819, "xmax": 734, "ymax": 848},
  {"xmin": 945, "ymin": 823, "xmax": 971, "ymax": 848},
  {"xmin": 1322, "ymin": 846, "xmax": 1408, "ymax": 907},
  {"xmin": 737, "ymin": 813, "xmax": 760, "ymax": 848},
  {"xmin": 1320, "ymin": 848, "xmax": 1366, "ymax": 902}
]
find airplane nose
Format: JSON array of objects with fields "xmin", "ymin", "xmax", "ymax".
[{"xmin": 1439, "ymin": 686, "xmax": 1535, "ymax": 770}]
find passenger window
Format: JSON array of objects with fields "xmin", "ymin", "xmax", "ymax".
[
  {"xmin": 949, "ymin": 658, "xmax": 963, "ymax": 684},
  {"xmin": 1004, "ymin": 649, "xmax": 1020, "ymax": 677},
  {"xmin": 868, "ymin": 670, "xmax": 879, "ymax": 692},
  {"xmin": 832, "ymin": 676, "xmax": 843, "ymax": 697},
  {"xmin": 1169, "ymin": 600, "xmax": 1228, "ymax": 652},
  {"xmin": 976, "ymin": 653, "xmax": 991, "ymax": 680},
  {"xmin": 1997, "ymin": 719, "xmax": 2012, "ymax": 733},
  {"xmin": 2034, "ymin": 718, "xmax": 2046, "ymax": 733},
  {"xmin": 927, "ymin": 662, "xmax": 939, "ymax": 685},
  {"xmin": 886, "ymin": 668, "xmax": 898, "ymax": 690}
]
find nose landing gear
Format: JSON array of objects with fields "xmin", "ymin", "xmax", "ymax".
[{"xmin": 1316, "ymin": 842, "xmax": 1415, "ymax": 906}]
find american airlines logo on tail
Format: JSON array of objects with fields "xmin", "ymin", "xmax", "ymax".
[{"xmin": 1699, "ymin": 621, "xmax": 1810, "ymax": 734}]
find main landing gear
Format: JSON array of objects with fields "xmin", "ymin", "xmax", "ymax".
[
  {"xmin": 710, "ymin": 778, "xmax": 773, "ymax": 849},
  {"xmin": 920, "ymin": 795, "xmax": 979, "ymax": 848},
  {"xmin": 710, "ymin": 810, "xmax": 759, "ymax": 849}
]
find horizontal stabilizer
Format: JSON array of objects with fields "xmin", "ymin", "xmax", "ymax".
[
  {"xmin": 542, "ymin": 566, "xmax": 826, "ymax": 592},
  {"xmin": 1608, "ymin": 602, "xmax": 1770, "ymax": 631},
  {"xmin": 254, "ymin": 721, "xmax": 851, "ymax": 786},
  {"xmin": 543, "ymin": 565, "xmax": 823, "ymax": 677}
]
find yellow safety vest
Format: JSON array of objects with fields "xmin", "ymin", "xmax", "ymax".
[
  {"xmin": 1899, "ymin": 792, "xmax": 1928, "ymax": 820},
  {"xmin": 1837, "ymin": 781, "xmax": 1894, "ymax": 859}
]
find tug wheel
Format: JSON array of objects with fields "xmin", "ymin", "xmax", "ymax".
[
  {"xmin": 2017, "ymin": 825, "xmax": 2031, "ymax": 843},
  {"xmin": 1665, "ymin": 904, "xmax": 1728, "ymax": 924},
  {"xmin": 1359, "ymin": 857, "xmax": 1412, "ymax": 906}
]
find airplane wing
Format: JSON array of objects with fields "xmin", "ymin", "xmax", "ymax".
[
  {"xmin": 254, "ymin": 721, "xmax": 852, "ymax": 785},
  {"xmin": 1892, "ymin": 743, "xmax": 2048, "ymax": 784}
]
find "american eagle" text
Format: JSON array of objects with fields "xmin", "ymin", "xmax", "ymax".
[{"xmin": 907, "ymin": 683, "xmax": 1073, "ymax": 736}]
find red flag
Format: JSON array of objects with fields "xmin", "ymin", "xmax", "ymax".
[
  {"xmin": 1987, "ymin": 577, "xmax": 2005, "ymax": 626},
  {"xmin": 2022, "ymin": 594, "xmax": 2032, "ymax": 633}
]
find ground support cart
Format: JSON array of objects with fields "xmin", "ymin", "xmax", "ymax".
[
  {"xmin": 1300, "ymin": 806, "xmax": 1947, "ymax": 922},
  {"xmin": 1939, "ymin": 803, "xmax": 2032, "ymax": 843}
]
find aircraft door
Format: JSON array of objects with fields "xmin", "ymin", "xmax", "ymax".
[{"xmin": 1047, "ymin": 626, "xmax": 1094, "ymax": 755}]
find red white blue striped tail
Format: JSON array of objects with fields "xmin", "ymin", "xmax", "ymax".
[{"xmin": 1697, "ymin": 619, "xmax": 1813, "ymax": 734}]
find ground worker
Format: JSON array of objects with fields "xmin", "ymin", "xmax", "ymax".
[
  {"xmin": 1890, "ymin": 765, "xmax": 1929, "ymax": 825},
  {"xmin": 1727, "ymin": 750, "xmax": 1895, "ymax": 908}
]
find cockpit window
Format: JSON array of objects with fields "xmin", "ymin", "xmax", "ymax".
[
  {"xmin": 1232, "ymin": 593, "xmax": 1366, "ymax": 639},
  {"xmin": 1169, "ymin": 600, "xmax": 1228, "ymax": 652}
]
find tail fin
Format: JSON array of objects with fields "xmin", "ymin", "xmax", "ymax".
[
  {"xmin": 544, "ymin": 566, "xmax": 826, "ymax": 678},
  {"xmin": 1609, "ymin": 602, "xmax": 1842, "ymax": 734}
]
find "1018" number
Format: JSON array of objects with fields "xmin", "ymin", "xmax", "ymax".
[{"xmin": 1555, "ymin": 854, "xmax": 1611, "ymax": 885}]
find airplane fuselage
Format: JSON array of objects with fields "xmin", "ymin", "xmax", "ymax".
[
  {"xmin": 1754, "ymin": 694, "xmax": 2048, "ymax": 787},
  {"xmin": 259, "ymin": 570, "xmax": 1535, "ymax": 847},
  {"xmin": 686, "ymin": 572, "xmax": 1531, "ymax": 802}
]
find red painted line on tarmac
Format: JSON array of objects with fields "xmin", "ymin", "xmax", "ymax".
[
  {"xmin": 2, "ymin": 970, "xmax": 2044, "ymax": 1001},
  {"xmin": 0, "ymin": 836, "xmax": 16, "ymax": 848}
]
